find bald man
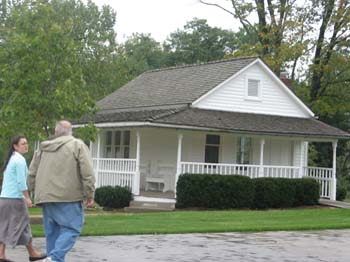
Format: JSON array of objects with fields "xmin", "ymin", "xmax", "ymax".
[{"xmin": 28, "ymin": 120, "xmax": 95, "ymax": 262}]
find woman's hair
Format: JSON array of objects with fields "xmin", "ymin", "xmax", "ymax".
[{"xmin": 2, "ymin": 135, "xmax": 26, "ymax": 172}]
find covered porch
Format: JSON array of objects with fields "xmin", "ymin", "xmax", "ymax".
[{"xmin": 90, "ymin": 127, "xmax": 338, "ymax": 200}]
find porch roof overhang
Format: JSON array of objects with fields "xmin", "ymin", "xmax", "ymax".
[{"xmin": 76, "ymin": 106, "xmax": 350, "ymax": 141}]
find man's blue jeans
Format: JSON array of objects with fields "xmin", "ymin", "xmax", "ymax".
[{"xmin": 42, "ymin": 202, "xmax": 84, "ymax": 262}]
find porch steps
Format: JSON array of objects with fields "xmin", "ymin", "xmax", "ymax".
[{"xmin": 125, "ymin": 196, "xmax": 176, "ymax": 213}]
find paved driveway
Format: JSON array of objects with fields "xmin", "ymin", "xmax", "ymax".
[{"xmin": 7, "ymin": 230, "xmax": 350, "ymax": 261}]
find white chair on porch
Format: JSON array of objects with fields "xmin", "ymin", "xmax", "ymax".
[{"xmin": 145, "ymin": 160, "xmax": 167, "ymax": 192}]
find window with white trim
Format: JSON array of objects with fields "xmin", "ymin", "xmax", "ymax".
[
  {"xmin": 236, "ymin": 137, "xmax": 251, "ymax": 164},
  {"xmin": 104, "ymin": 130, "xmax": 130, "ymax": 158},
  {"xmin": 246, "ymin": 78, "xmax": 261, "ymax": 99},
  {"xmin": 205, "ymin": 134, "xmax": 220, "ymax": 163}
]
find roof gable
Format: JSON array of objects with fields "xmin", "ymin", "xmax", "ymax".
[{"xmin": 192, "ymin": 59, "xmax": 314, "ymax": 118}]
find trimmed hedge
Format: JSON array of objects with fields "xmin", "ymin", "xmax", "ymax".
[
  {"xmin": 254, "ymin": 177, "xmax": 319, "ymax": 209},
  {"xmin": 295, "ymin": 177, "xmax": 320, "ymax": 205},
  {"xmin": 94, "ymin": 186, "xmax": 132, "ymax": 209},
  {"xmin": 337, "ymin": 183, "xmax": 347, "ymax": 201},
  {"xmin": 176, "ymin": 174, "xmax": 320, "ymax": 209},
  {"xmin": 176, "ymin": 174, "xmax": 254, "ymax": 209}
]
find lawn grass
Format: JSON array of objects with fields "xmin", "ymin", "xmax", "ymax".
[{"xmin": 29, "ymin": 207, "xmax": 350, "ymax": 237}]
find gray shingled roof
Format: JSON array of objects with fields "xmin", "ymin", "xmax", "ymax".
[
  {"xmin": 78, "ymin": 57, "xmax": 349, "ymax": 139},
  {"xmin": 78, "ymin": 106, "xmax": 350, "ymax": 139},
  {"xmin": 79, "ymin": 106, "xmax": 349, "ymax": 139},
  {"xmin": 154, "ymin": 108, "xmax": 350, "ymax": 139},
  {"xmin": 80, "ymin": 105, "xmax": 186, "ymax": 123},
  {"xmin": 97, "ymin": 56, "xmax": 258, "ymax": 110}
]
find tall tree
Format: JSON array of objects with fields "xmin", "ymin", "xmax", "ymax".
[
  {"xmin": 309, "ymin": 0, "xmax": 350, "ymax": 102},
  {"xmin": 0, "ymin": 0, "xmax": 117, "ymax": 142},
  {"xmin": 163, "ymin": 18, "xmax": 239, "ymax": 65},
  {"xmin": 50, "ymin": 0, "xmax": 118, "ymax": 99},
  {"xmin": 117, "ymin": 33, "xmax": 165, "ymax": 78},
  {"xmin": 199, "ymin": 0, "xmax": 313, "ymax": 75}
]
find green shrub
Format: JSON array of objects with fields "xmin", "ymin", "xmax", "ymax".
[
  {"xmin": 253, "ymin": 178, "xmax": 279, "ymax": 209},
  {"xmin": 337, "ymin": 183, "xmax": 347, "ymax": 201},
  {"xmin": 253, "ymin": 177, "xmax": 319, "ymax": 209},
  {"xmin": 299, "ymin": 178, "xmax": 319, "ymax": 205},
  {"xmin": 176, "ymin": 174, "xmax": 254, "ymax": 209},
  {"xmin": 176, "ymin": 174, "xmax": 320, "ymax": 210},
  {"xmin": 94, "ymin": 186, "xmax": 132, "ymax": 209}
]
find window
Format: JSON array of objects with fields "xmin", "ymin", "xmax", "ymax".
[
  {"xmin": 104, "ymin": 130, "xmax": 130, "ymax": 158},
  {"xmin": 105, "ymin": 131, "xmax": 112, "ymax": 158},
  {"xmin": 246, "ymin": 78, "xmax": 261, "ymax": 99},
  {"xmin": 236, "ymin": 137, "xmax": 251, "ymax": 164},
  {"xmin": 205, "ymin": 135, "xmax": 220, "ymax": 163}
]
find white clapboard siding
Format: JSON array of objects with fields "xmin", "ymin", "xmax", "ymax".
[{"xmin": 193, "ymin": 63, "xmax": 310, "ymax": 118}]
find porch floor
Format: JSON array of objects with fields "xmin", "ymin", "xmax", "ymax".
[{"xmin": 139, "ymin": 190, "xmax": 175, "ymax": 199}]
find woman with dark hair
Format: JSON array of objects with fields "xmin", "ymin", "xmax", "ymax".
[{"xmin": 0, "ymin": 136, "xmax": 46, "ymax": 262}]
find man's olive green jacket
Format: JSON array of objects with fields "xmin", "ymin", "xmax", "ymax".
[{"xmin": 28, "ymin": 135, "xmax": 95, "ymax": 204}]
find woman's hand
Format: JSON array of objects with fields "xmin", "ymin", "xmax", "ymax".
[
  {"xmin": 25, "ymin": 197, "xmax": 33, "ymax": 208},
  {"xmin": 23, "ymin": 191, "xmax": 33, "ymax": 207}
]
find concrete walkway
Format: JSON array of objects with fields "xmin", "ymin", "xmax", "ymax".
[
  {"xmin": 6, "ymin": 229, "xmax": 350, "ymax": 261},
  {"xmin": 319, "ymin": 199, "xmax": 350, "ymax": 209}
]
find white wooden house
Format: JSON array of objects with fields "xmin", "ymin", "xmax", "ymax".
[{"xmin": 78, "ymin": 57, "xmax": 350, "ymax": 201}]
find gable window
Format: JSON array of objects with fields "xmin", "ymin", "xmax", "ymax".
[
  {"xmin": 205, "ymin": 134, "xmax": 220, "ymax": 163},
  {"xmin": 246, "ymin": 78, "xmax": 261, "ymax": 99},
  {"xmin": 236, "ymin": 137, "xmax": 251, "ymax": 164},
  {"xmin": 104, "ymin": 130, "xmax": 130, "ymax": 158}
]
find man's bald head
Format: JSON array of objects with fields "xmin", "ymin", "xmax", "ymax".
[{"xmin": 55, "ymin": 120, "xmax": 72, "ymax": 136}]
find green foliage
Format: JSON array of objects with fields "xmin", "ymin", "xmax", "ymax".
[
  {"xmin": 94, "ymin": 186, "xmax": 132, "ymax": 209},
  {"xmin": 295, "ymin": 178, "xmax": 320, "ymax": 206},
  {"xmin": 206, "ymin": 0, "xmax": 314, "ymax": 75},
  {"xmin": 74, "ymin": 123, "xmax": 99, "ymax": 143},
  {"xmin": 176, "ymin": 174, "xmax": 319, "ymax": 210},
  {"xmin": 337, "ymin": 183, "xmax": 347, "ymax": 201},
  {"xmin": 116, "ymin": 33, "xmax": 165, "ymax": 78},
  {"xmin": 0, "ymin": 0, "xmax": 119, "ymax": 160},
  {"xmin": 254, "ymin": 178, "xmax": 319, "ymax": 209},
  {"xmin": 163, "ymin": 18, "xmax": 240, "ymax": 65},
  {"xmin": 176, "ymin": 174, "xmax": 255, "ymax": 209}
]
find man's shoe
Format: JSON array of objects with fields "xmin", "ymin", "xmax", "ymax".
[
  {"xmin": 42, "ymin": 257, "xmax": 56, "ymax": 262},
  {"xmin": 29, "ymin": 253, "xmax": 47, "ymax": 261}
]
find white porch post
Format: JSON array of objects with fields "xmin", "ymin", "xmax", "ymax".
[
  {"xmin": 175, "ymin": 133, "xmax": 183, "ymax": 196},
  {"xmin": 304, "ymin": 142, "xmax": 309, "ymax": 173},
  {"xmin": 331, "ymin": 141, "xmax": 337, "ymax": 201},
  {"xmin": 259, "ymin": 138, "xmax": 265, "ymax": 177},
  {"xmin": 95, "ymin": 133, "xmax": 101, "ymax": 188},
  {"xmin": 133, "ymin": 131, "xmax": 141, "ymax": 195},
  {"xmin": 299, "ymin": 141, "xmax": 304, "ymax": 178}
]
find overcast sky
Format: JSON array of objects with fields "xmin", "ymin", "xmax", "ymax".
[{"xmin": 90, "ymin": 0, "xmax": 238, "ymax": 42}]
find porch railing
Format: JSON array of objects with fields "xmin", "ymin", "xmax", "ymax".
[
  {"xmin": 180, "ymin": 162, "xmax": 302, "ymax": 179},
  {"xmin": 92, "ymin": 158, "xmax": 136, "ymax": 191},
  {"xmin": 180, "ymin": 162, "xmax": 261, "ymax": 178},
  {"xmin": 91, "ymin": 158, "xmax": 334, "ymax": 199},
  {"xmin": 179, "ymin": 162, "xmax": 334, "ymax": 199},
  {"xmin": 304, "ymin": 166, "xmax": 334, "ymax": 198},
  {"xmin": 263, "ymin": 165, "xmax": 300, "ymax": 178}
]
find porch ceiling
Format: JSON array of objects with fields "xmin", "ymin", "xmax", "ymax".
[{"xmin": 77, "ymin": 106, "xmax": 350, "ymax": 140}]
